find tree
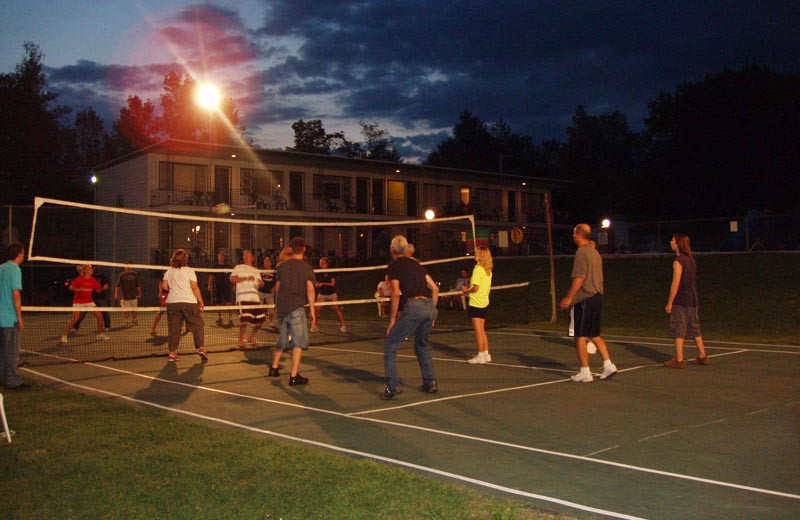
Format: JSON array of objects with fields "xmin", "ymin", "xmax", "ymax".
[
  {"xmin": 157, "ymin": 72, "xmax": 244, "ymax": 144},
  {"xmin": 0, "ymin": 42, "xmax": 79, "ymax": 204},
  {"xmin": 359, "ymin": 121, "xmax": 402, "ymax": 162},
  {"xmin": 288, "ymin": 119, "xmax": 343, "ymax": 154},
  {"xmin": 110, "ymin": 95, "xmax": 158, "ymax": 154},
  {"xmin": 62, "ymin": 107, "xmax": 112, "ymax": 176},
  {"xmin": 425, "ymin": 111, "xmax": 498, "ymax": 171},
  {"xmin": 643, "ymin": 64, "xmax": 800, "ymax": 218},
  {"xmin": 557, "ymin": 106, "xmax": 642, "ymax": 222}
]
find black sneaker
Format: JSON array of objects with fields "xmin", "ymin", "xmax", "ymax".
[
  {"xmin": 8, "ymin": 383, "xmax": 31, "ymax": 391},
  {"xmin": 268, "ymin": 367, "xmax": 280, "ymax": 377},
  {"xmin": 288, "ymin": 373, "xmax": 308, "ymax": 386},
  {"xmin": 420, "ymin": 382, "xmax": 438, "ymax": 394},
  {"xmin": 379, "ymin": 386, "xmax": 404, "ymax": 400}
]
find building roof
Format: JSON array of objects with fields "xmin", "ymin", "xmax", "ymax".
[{"xmin": 96, "ymin": 139, "xmax": 571, "ymax": 189}]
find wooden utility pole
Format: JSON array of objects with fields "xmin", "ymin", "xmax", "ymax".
[{"xmin": 544, "ymin": 191, "xmax": 557, "ymax": 323}]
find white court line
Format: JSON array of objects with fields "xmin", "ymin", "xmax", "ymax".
[
  {"xmin": 489, "ymin": 332, "xmax": 799, "ymax": 354},
  {"xmin": 23, "ymin": 369, "xmax": 647, "ymax": 520},
  {"xmin": 497, "ymin": 329, "xmax": 800, "ymax": 350},
  {"xmin": 586, "ymin": 446, "xmax": 620, "ymax": 457},
  {"xmin": 691, "ymin": 418, "xmax": 727, "ymax": 428},
  {"xmin": 638, "ymin": 430, "xmax": 678, "ymax": 442},
  {"xmin": 314, "ymin": 345, "xmax": 577, "ymax": 375},
  {"xmin": 745, "ymin": 408, "xmax": 770, "ymax": 416},
  {"xmin": 21, "ymin": 352, "xmax": 800, "ymax": 502}
]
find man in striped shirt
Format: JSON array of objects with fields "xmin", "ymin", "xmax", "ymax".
[{"xmin": 230, "ymin": 249, "xmax": 265, "ymax": 348}]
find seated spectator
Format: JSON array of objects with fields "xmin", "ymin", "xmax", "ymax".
[{"xmin": 451, "ymin": 269, "xmax": 470, "ymax": 309}]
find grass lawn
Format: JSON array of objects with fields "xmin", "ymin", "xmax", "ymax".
[{"xmin": 0, "ymin": 387, "xmax": 570, "ymax": 520}]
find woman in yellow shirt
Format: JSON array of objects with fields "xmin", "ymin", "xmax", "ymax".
[{"xmin": 462, "ymin": 246, "xmax": 493, "ymax": 364}]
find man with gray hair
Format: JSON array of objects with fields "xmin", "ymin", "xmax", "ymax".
[
  {"xmin": 559, "ymin": 223, "xmax": 617, "ymax": 382},
  {"xmin": 381, "ymin": 235, "xmax": 440, "ymax": 399}
]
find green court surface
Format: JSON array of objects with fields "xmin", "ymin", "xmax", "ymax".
[{"xmin": 19, "ymin": 324, "xmax": 800, "ymax": 519}]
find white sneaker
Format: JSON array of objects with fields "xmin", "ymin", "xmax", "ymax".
[
  {"xmin": 483, "ymin": 352, "xmax": 492, "ymax": 363},
  {"xmin": 600, "ymin": 362, "xmax": 618, "ymax": 380},
  {"xmin": 587, "ymin": 341, "xmax": 597, "ymax": 354},
  {"xmin": 97, "ymin": 333, "xmax": 110, "ymax": 341},
  {"xmin": 60, "ymin": 335, "xmax": 68, "ymax": 344},
  {"xmin": 467, "ymin": 353, "xmax": 487, "ymax": 364},
  {"xmin": 570, "ymin": 371, "xmax": 594, "ymax": 383},
  {"xmin": 310, "ymin": 326, "xmax": 319, "ymax": 333},
  {"xmin": 340, "ymin": 325, "xmax": 347, "ymax": 333}
]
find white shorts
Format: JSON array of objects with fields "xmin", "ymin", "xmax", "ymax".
[
  {"xmin": 73, "ymin": 302, "xmax": 97, "ymax": 308},
  {"xmin": 120, "ymin": 299, "xmax": 138, "ymax": 309}
]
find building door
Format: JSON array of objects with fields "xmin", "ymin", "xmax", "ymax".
[
  {"xmin": 372, "ymin": 179, "xmax": 384, "ymax": 214},
  {"xmin": 508, "ymin": 191, "xmax": 516, "ymax": 222},
  {"xmin": 356, "ymin": 178, "xmax": 369, "ymax": 213},
  {"xmin": 214, "ymin": 166, "xmax": 230, "ymax": 204},
  {"xmin": 406, "ymin": 182, "xmax": 418, "ymax": 216},
  {"xmin": 289, "ymin": 172, "xmax": 303, "ymax": 210}
]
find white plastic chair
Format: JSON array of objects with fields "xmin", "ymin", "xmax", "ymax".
[{"xmin": 0, "ymin": 393, "xmax": 11, "ymax": 443}]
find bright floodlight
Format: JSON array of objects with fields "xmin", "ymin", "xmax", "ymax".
[
  {"xmin": 89, "ymin": 174, "xmax": 98, "ymax": 184},
  {"xmin": 196, "ymin": 82, "xmax": 221, "ymax": 110},
  {"xmin": 424, "ymin": 209, "xmax": 435, "ymax": 220},
  {"xmin": 601, "ymin": 218, "xmax": 611, "ymax": 229}
]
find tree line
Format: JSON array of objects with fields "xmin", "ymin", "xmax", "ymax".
[{"xmin": 1, "ymin": 42, "xmax": 798, "ymax": 222}]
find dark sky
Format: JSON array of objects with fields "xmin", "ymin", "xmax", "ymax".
[{"xmin": 4, "ymin": 0, "xmax": 798, "ymax": 160}]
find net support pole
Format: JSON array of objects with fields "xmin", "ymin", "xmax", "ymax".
[{"xmin": 544, "ymin": 191, "xmax": 557, "ymax": 324}]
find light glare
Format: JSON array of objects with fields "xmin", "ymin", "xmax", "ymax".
[{"xmin": 196, "ymin": 82, "xmax": 221, "ymax": 110}]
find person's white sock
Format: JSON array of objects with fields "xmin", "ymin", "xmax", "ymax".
[
  {"xmin": 603, "ymin": 359, "xmax": 614, "ymax": 369},
  {"xmin": 580, "ymin": 366, "xmax": 591, "ymax": 376}
]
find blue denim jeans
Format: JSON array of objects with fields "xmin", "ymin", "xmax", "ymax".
[
  {"xmin": 384, "ymin": 298, "xmax": 437, "ymax": 389},
  {"xmin": 277, "ymin": 307, "xmax": 309, "ymax": 351},
  {"xmin": 0, "ymin": 325, "xmax": 22, "ymax": 388}
]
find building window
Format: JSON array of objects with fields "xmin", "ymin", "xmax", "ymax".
[
  {"xmin": 423, "ymin": 183, "xmax": 455, "ymax": 213},
  {"xmin": 460, "ymin": 187, "xmax": 470, "ymax": 205},
  {"xmin": 474, "ymin": 188, "xmax": 502, "ymax": 220},
  {"xmin": 387, "ymin": 180, "xmax": 405, "ymax": 216},
  {"xmin": 521, "ymin": 192, "xmax": 544, "ymax": 222},
  {"xmin": 158, "ymin": 162, "xmax": 208, "ymax": 204}
]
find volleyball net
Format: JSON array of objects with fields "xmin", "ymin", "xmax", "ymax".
[
  {"xmin": 19, "ymin": 281, "xmax": 532, "ymax": 366},
  {"xmin": 18, "ymin": 197, "xmax": 537, "ymax": 365}
]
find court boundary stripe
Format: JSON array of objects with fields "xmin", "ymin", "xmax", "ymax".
[
  {"xmin": 20, "ymin": 347, "xmax": 800, "ymax": 503},
  {"xmin": 20, "ymin": 368, "xmax": 648, "ymax": 520},
  {"xmin": 497, "ymin": 329, "xmax": 800, "ymax": 349}
]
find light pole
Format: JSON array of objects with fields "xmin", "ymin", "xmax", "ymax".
[{"xmin": 90, "ymin": 173, "xmax": 98, "ymax": 259}]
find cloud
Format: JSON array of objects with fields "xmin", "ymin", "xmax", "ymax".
[{"xmin": 38, "ymin": 0, "xmax": 800, "ymax": 155}]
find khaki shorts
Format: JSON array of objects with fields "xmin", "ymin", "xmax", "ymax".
[
  {"xmin": 120, "ymin": 299, "xmax": 138, "ymax": 309},
  {"xmin": 670, "ymin": 305, "xmax": 701, "ymax": 339}
]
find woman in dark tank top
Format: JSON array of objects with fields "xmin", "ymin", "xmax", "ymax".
[{"xmin": 664, "ymin": 233, "xmax": 710, "ymax": 368}]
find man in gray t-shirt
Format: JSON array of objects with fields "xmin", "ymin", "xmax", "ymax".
[
  {"xmin": 269, "ymin": 236, "xmax": 316, "ymax": 386},
  {"xmin": 559, "ymin": 223, "xmax": 617, "ymax": 383}
]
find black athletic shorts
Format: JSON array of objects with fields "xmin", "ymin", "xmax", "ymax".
[{"xmin": 573, "ymin": 293, "xmax": 602, "ymax": 338}]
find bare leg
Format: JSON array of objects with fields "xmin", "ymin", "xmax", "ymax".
[
  {"xmin": 575, "ymin": 337, "xmax": 589, "ymax": 367},
  {"xmin": 592, "ymin": 336, "xmax": 612, "ymax": 362},
  {"xmin": 694, "ymin": 336, "xmax": 707, "ymax": 358},
  {"xmin": 674, "ymin": 337, "xmax": 685, "ymax": 362},
  {"xmin": 290, "ymin": 347, "xmax": 303, "ymax": 377}
]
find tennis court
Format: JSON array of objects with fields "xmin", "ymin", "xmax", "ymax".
[{"xmin": 18, "ymin": 321, "xmax": 800, "ymax": 519}]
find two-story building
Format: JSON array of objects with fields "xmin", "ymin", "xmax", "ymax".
[{"xmin": 94, "ymin": 139, "xmax": 568, "ymax": 269}]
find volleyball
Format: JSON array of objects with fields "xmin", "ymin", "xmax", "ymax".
[
  {"xmin": 587, "ymin": 340, "xmax": 597, "ymax": 354},
  {"xmin": 211, "ymin": 202, "xmax": 231, "ymax": 215}
]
